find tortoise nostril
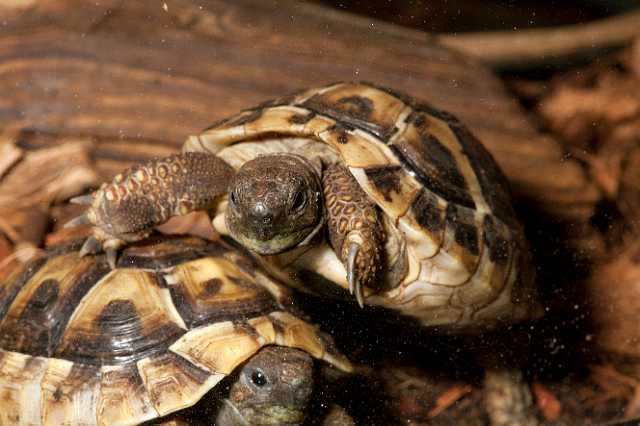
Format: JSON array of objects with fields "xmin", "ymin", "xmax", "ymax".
[{"xmin": 250, "ymin": 203, "xmax": 273, "ymax": 224}]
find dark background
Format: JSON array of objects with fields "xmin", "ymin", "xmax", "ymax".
[{"xmin": 316, "ymin": 0, "xmax": 638, "ymax": 32}]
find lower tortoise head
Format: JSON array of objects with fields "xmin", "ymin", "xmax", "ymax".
[
  {"xmin": 216, "ymin": 346, "xmax": 314, "ymax": 426},
  {"xmin": 225, "ymin": 154, "xmax": 323, "ymax": 255}
]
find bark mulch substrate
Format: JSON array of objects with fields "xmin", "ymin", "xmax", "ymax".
[{"xmin": 504, "ymin": 38, "xmax": 640, "ymax": 425}]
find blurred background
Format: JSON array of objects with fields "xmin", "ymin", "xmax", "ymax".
[{"xmin": 315, "ymin": 0, "xmax": 638, "ymax": 32}]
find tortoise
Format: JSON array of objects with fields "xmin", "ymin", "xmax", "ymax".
[
  {"xmin": 67, "ymin": 82, "xmax": 537, "ymax": 331},
  {"xmin": 0, "ymin": 236, "xmax": 352, "ymax": 426}
]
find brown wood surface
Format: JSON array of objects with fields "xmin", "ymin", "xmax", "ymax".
[{"xmin": 0, "ymin": 0, "xmax": 600, "ymax": 227}]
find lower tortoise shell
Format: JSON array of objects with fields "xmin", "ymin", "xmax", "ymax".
[{"xmin": 0, "ymin": 237, "xmax": 351, "ymax": 426}]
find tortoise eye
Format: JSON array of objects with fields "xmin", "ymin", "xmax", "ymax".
[
  {"xmin": 250, "ymin": 370, "xmax": 268, "ymax": 387},
  {"xmin": 230, "ymin": 190, "xmax": 238, "ymax": 205},
  {"xmin": 291, "ymin": 191, "xmax": 307, "ymax": 212}
]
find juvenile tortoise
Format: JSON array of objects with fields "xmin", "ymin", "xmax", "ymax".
[
  {"xmin": 0, "ymin": 237, "xmax": 352, "ymax": 426},
  {"xmin": 67, "ymin": 82, "xmax": 537, "ymax": 331}
]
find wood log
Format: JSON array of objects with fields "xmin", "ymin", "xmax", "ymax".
[{"xmin": 0, "ymin": 0, "xmax": 600, "ymax": 228}]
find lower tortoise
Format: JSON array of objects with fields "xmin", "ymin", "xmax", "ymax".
[
  {"xmin": 67, "ymin": 82, "xmax": 537, "ymax": 330},
  {"xmin": 0, "ymin": 237, "xmax": 352, "ymax": 426}
]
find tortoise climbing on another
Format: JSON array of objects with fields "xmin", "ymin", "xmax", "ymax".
[
  {"xmin": 0, "ymin": 237, "xmax": 352, "ymax": 426},
  {"xmin": 67, "ymin": 82, "xmax": 537, "ymax": 331}
]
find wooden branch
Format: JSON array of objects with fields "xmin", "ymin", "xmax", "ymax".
[
  {"xmin": 0, "ymin": 0, "xmax": 601, "ymax": 228},
  {"xmin": 273, "ymin": 2, "xmax": 640, "ymax": 69},
  {"xmin": 437, "ymin": 9, "xmax": 640, "ymax": 70}
]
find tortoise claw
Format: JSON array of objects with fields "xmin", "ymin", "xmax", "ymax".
[
  {"xmin": 347, "ymin": 242, "xmax": 364, "ymax": 308},
  {"xmin": 106, "ymin": 248, "xmax": 118, "ymax": 269},
  {"xmin": 69, "ymin": 194, "xmax": 94, "ymax": 205},
  {"xmin": 79, "ymin": 235, "xmax": 122, "ymax": 269},
  {"xmin": 64, "ymin": 213, "xmax": 92, "ymax": 228},
  {"xmin": 79, "ymin": 236, "xmax": 101, "ymax": 257},
  {"xmin": 102, "ymin": 239, "xmax": 125, "ymax": 269}
]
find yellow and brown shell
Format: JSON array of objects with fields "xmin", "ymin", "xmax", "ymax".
[
  {"xmin": 0, "ymin": 237, "xmax": 351, "ymax": 426},
  {"xmin": 185, "ymin": 82, "xmax": 538, "ymax": 330}
]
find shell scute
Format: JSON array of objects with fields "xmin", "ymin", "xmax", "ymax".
[
  {"xmin": 137, "ymin": 352, "xmax": 222, "ymax": 416},
  {"xmin": 184, "ymin": 105, "xmax": 336, "ymax": 156},
  {"xmin": 409, "ymin": 189, "xmax": 446, "ymax": 234},
  {"xmin": 391, "ymin": 188, "xmax": 447, "ymax": 266},
  {"xmin": 268, "ymin": 312, "xmax": 352, "ymax": 373},
  {"xmin": 447, "ymin": 122, "xmax": 518, "ymax": 227},
  {"xmin": 471, "ymin": 245, "xmax": 533, "ymax": 324},
  {"xmin": 169, "ymin": 319, "xmax": 266, "ymax": 375},
  {"xmin": 41, "ymin": 358, "xmax": 100, "ymax": 426},
  {"xmin": 454, "ymin": 245, "xmax": 512, "ymax": 311},
  {"xmin": 350, "ymin": 166, "xmax": 421, "ymax": 221},
  {"xmin": 390, "ymin": 111, "xmax": 476, "ymax": 209},
  {"xmin": 321, "ymin": 128, "xmax": 393, "ymax": 168},
  {"xmin": 243, "ymin": 106, "xmax": 311, "ymax": 135},
  {"xmin": 362, "ymin": 165, "xmax": 405, "ymax": 203},
  {"xmin": 419, "ymin": 204, "xmax": 484, "ymax": 286},
  {"xmin": 298, "ymin": 83, "xmax": 407, "ymax": 141},
  {"xmin": 162, "ymin": 257, "xmax": 278, "ymax": 329},
  {"xmin": 483, "ymin": 215, "xmax": 514, "ymax": 265},
  {"xmin": 98, "ymin": 364, "xmax": 158, "ymax": 426},
  {"xmin": 0, "ymin": 351, "xmax": 47, "ymax": 426},
  {"xmin": 446, "ymin": 204, "xmax": 481, "ymax": 257},
  {"xmin": 0, "ymin": 255, "xmax": 48, "ymax": 328},
  {"xmin": 0, "ymin": 254, "xmax": 105, "ymax": 357},
  {"xmin": 54, "ymin": 268, "xmax": 186, "ymax": 366}
]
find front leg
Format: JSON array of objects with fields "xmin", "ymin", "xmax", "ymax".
[
  {"xmin": 322, "ymin": 163, "xmax": 385, "ymax": 307},
  {"xmin": 66, "ymin": 152, "xmax": 234, "ymax": 267}
]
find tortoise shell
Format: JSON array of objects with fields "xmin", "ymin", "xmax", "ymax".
[
  {"xmin": 185, "ymin": 82, "xmax": 537, "ymax": 330},
  {"xmin": 0, "ymin": 237, "xmax": 351, "ymax": 426}
]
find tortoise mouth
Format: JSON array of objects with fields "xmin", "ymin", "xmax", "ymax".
[
  {"xmin": 222, "ymin": 399, "xmax": 306, "ymax": 426},
  {"xmin": 221, "ymin": 399, "xmax": 252, "ymax": 426},
  {"xmin": 231, "ymin": 226, "xmax": 317, "ymax": 255}
]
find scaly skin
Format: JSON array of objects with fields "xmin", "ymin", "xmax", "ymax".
[
  {"xmin": 69, "ymin": 152, "xmax": 234, "ymax": 266},
  {"xmin": 322, "ymin": 163, "xmax": 385, "ymax": 306},
  {"xmin": 224, "ymin": 154, "xmax": 323, "ymax": 255},
  {"xmin": 69, "ymin": 151, "xmax": 383, "ymax": 306},
  {"xmin": 216, "ymin": 346, "xmax": 314, "ymax": 426}
]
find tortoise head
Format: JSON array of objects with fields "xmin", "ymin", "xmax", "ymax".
[
  {"xmin": 225, "ymin": 154, "xmax": 323, "ymax": 255},
  {"xmin": 216, "ymin": 346, "xmax": 314, "ymax": 426}
]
